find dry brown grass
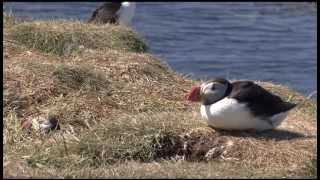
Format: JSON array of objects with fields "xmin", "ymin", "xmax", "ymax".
[{"xmin": 3, "ymin": 13, "xmax": 317, "ymax": 178}]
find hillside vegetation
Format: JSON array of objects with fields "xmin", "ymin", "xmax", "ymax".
[{"xmin": 3, "ymin": 13, "xmax": 317, "ymax": 178}]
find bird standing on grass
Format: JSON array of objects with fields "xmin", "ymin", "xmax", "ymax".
[
  {"xmin": 187, "ymin": 78, "xmax": 296, "ymax": 132},
  {"xmin": 88, "ymin": 2, "xmax": 136, "ymax": 25}
]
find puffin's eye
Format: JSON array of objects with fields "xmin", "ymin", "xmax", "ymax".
[{"xmin": 211, "ymin": 85, "xmax": 216, "ymax": 90}]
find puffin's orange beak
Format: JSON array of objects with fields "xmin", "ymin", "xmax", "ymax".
[{"xmin": 186, "ymin": 85, "xmax": 201, "ymax": 102}]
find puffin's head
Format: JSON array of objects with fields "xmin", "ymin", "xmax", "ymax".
[{"xmin": 187, "ymin": 78, "xmax": 232, "ymax": 105}]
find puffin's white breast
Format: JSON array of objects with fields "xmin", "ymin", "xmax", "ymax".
[{"xmin": 200, "ymin": 98, "xmax": 282, "ymax": 131}]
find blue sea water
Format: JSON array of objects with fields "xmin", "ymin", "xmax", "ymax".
[{"xmin": 4, "ymin": 2, "xmax": 317, "ymax": 96}]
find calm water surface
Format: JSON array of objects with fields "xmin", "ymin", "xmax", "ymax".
[{"xmin": 4, "ymin": 2, "xmax": 317, "ymax": 96}]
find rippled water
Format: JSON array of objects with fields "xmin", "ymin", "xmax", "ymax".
[{"xmin": 4, "ymin": 2, "xmax": 317, "ymax": 96}]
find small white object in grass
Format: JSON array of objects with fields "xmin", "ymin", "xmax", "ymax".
[
  {"xmin": 225, "ymin": 140, "xmax": 234, "ymax": 147},
  {"xmin": 205, "ymin": 146, "xmax": 224, "ymax": 161},
  {"xmin": 25, "ymin": 51, "xmax": 32, "ymax": 56}
]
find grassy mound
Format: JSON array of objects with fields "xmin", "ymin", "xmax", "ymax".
[
  {"xmin": 3, "ymin": 14, "xmax": 317, "ymax": 178},
  {"xmin": 4, "ymin": 12, "xmax": 17, "ymax": 29},
  {"xmin": 7, "ymin": 20, "xmax": 147, "ymax": 57}
]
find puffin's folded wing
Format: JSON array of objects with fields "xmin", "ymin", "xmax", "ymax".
[{"xmin": 229, "ymin": 81, "xmax": 295, "ymax": 117}]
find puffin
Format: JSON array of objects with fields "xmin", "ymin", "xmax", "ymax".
[
  {"xmin": 187, "ymin": 78, "xmax": 297, "ymax": 132},
  {"xmin": 21, "ymin": 114, "xmax": 60, "ymax": 133},
  {"xmin": 88, "ymin": 2, "xmax": 136, "ymax": 25}
]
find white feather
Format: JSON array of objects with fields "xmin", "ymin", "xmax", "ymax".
[
  {"xmin": 200, "ymin": 98, "xmax": 288, "ymax": 131},
  {"xmin": 118, "ymin": 2, "xmax": 136, "ymax": 25}
]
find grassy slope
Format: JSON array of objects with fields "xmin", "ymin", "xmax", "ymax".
[{"xmin": 3, "ymin": 13, "xmax": 317, "ymax": 178}]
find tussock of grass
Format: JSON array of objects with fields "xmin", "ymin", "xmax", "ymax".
[
  {"xmin": 72, "ymin": 112, "xmax": 208, "ymax": 166},
  {"xmin": 52, "ymin": 65, "xmax": 111, "ymax": 92},
  {"xmin": 304, "ymin": 156, "xmax": 317, "ymax": 178},
  {"xmin": 3, "ymin": 14, "xmax": 317, "ymax": 178},
  {"xmin": 8, "ymin": 20, "xmax": 147, "ymax": 57},
  {"xmin": 4, "ymin": 12, "xmax": 17, "ymax": 29}
]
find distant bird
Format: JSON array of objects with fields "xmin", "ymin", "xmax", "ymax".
[
  {"xmin": 187, "ymin": 78, "xmax": 296, "ymax": 132},
  {"xmin": 39, "ymin": 114, "xmax": 60, "ymax": 133},
  {"xmin": 88, "ymin": 2, "xmax": 136, "ymax": 25},
  {"xmin": 21, "ymin": 114, "xmax": 60, "ymax": 133}
]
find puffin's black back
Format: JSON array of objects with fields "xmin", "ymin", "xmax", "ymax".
[
  {"xmin": 228, "ymin": 81, "xmax": 296, "ymax": 117},
  {"xmin": 88, "ymin": 2, "xmax": 122, "ymax": 24}
]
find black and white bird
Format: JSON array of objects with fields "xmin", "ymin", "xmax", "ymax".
[
  {"xmin": 88, "ymin": 2, "xmax": 136, "ymax": 25},
  {"xmin": 187, "ymin": 78, "xmax": 296, "ymax": 132},
  {"xmin": 21, "ymin": 114, "xmax": 60, "ymax": 133}
]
